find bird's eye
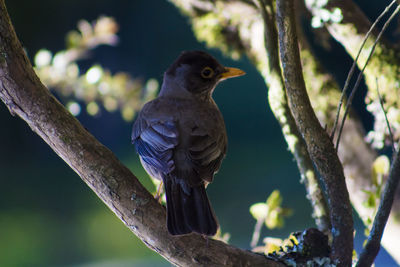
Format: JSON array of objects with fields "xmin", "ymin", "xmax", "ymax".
[{"xmin": 200, "ymin": 66, "xmax": 214, "ymax": 79}]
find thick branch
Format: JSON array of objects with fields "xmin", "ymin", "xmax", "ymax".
[
  {"xmin": 276, "ymin": 0, "xmax": 353, "ymax": 266},
  {"xmin": 0, "ymin": 1, "xmax": 283, "ymax": 266},
  {"xmin": 258, "ymin": 0, "xmax": 330, "ymax": 233},
  {"xmin": 294, "ymin": 2, "xmax": 379, "ymax": 238}
]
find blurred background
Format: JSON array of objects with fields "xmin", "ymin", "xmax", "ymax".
[{"xmin": 0, "ymin": 0, "xmax": 397, "ymax": 266}]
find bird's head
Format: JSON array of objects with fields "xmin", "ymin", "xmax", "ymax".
[{"xmin": 160, "ymin": 51, "xmax": 245, "ymax": 99}]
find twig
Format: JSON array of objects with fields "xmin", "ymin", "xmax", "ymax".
[
  {"xmin": 330, "ymin": 0, "xmax": 397, "ymax": 140},
  {"xmin": 335, "ymin": 4, "xmax": 400, "ymax": 150},
  {"xmin": 356, "ymin": 145, "xmax": 400, "ymax": 267},
  {"xmin": 275, "ymin": 0, "xmax": 353, "ymax": 265},
  {"xmin": 376, "ymin": 77, "xmax": 395, "ymax": 154}
]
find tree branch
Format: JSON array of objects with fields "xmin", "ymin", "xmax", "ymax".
[
  {"xmin": 305, "ymin": 1, "xmax": 400, "ymax": 261},
  {"xmin": 256, "ymin": 0, "xmax": 331, "ymax": 233},
  {"xmin": 335, "ymin": 4, "xmax": 400, "ymax": 150},
  {"xmin": 375, "ymin": 78, "xmax": 395, "ymax": 154},
  {"xmin": 330, "ymin": 0, "xmax": 397, "ymax": 140},
  {"xmin": 356, "ymin": 145, "xmax": 400, "ymax": 266},
  {"xmin": 307, "ymin": 0, "xmax": 400, "ymax": 150},
  {"xmin": 275, "ymin": 0, "xmax": 353, "ymax": 265},
  {"xmin": 0, "ymin": 1, "xmax": 284, "ymax": 266}
]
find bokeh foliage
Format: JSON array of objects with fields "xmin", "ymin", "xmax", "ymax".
[{"xmin": 33, "ymin": 16, "xmax": 157, "ymax": 122}]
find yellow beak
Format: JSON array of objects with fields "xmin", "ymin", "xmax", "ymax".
[{"xmin": 219, "ymin": 67, "xmax": 246, "ymax": 81}]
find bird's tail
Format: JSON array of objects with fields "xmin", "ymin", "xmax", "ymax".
[{"xmin": 163, "ymin": 178, "xmax": 218, "ymax": 236}]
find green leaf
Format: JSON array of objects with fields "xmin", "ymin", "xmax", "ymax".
[
  {"xmin": 250, "ymin": 203, "xmax": 268, "ymax": 220},
  {"xmin": 265, "ymin": 209, "xmax": 284, "ymax": 229},
  {"xmin": 366, "ymin": 193, "xmax": 376, "ymax": 209},
  {"xmin": 372, "ymin": 155, "xmax": 390, "ymax": 186},
  {"xmin": 266, "ymin": 190, "xmax": 282, "ymax": 210}
]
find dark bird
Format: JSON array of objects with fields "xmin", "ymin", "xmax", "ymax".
[{"xmin": 131, "ymin": 51, "xmax": 245, "ymax": 235}]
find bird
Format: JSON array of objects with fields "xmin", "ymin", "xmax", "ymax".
[{"xmin": 131, "ymin": 50, "xmax": 245, "ymax": 236}]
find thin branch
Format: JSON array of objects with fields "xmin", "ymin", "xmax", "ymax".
[
  {"xmin": 275, "ymin": 0, "xmax": 353, "ymax": 266},
  {"xmin": 0, "ymin": 1, "xmax": 283, "ymax": 266},
  {"xmin": 331, "ymin": 0, "xmax": 397, "ymax": 140},
  {"xmin": 335, "ymin": 4, "xmax": 400, "ymax": 150},
  {"xmin": 257, "ymin": 0, "xmax": 279, "ymax": 73},
  {"xmin": 376, "ymin": 77, "xmax": 395, "ymax": 154},
  {"xmin": 356, "ymin": 145, "xmax": 400, "ymax": 267}
]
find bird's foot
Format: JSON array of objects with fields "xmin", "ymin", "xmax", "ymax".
[{"xmin": 154, "ymin": 181, "xmax": 164, "ymax": 204}]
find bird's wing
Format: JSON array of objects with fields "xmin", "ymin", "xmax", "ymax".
[
  {"xmin": 132, "ymin": 113, "xmax": 178, "ymax": 179},
  {"xmin": 187, "ymin": 125, "xmax": 226, "ymax": 183},
  {"xmin": 132, "ymin": 108, "xmax": 226, "ymax": 185}
]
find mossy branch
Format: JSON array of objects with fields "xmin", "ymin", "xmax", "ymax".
[
  {"xmin": 257, "ymin": 0, "xmax": 331, "ymax": 233},
  {"xmin": 307, "ymin": 0, "xmax": 400, "ymax": 150},
  {"xmin": 275, "ymin": 0, "xmax": 353, "ymax": 265}
]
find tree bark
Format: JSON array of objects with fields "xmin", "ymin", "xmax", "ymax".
[
  {"xmin": 0, "ymin": 1, "xmax": 284, "ymax": 266},
  {"xmin": 275, "ymin": 1, "xmax": 353, "ymax": 265},
  {"xmin": 257, "ymin": 0, "xmax": 331, "ymax": 233}
]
